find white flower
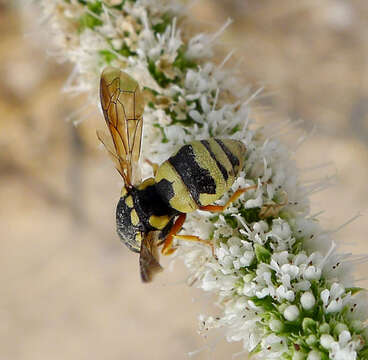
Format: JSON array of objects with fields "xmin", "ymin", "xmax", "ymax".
[
  {"xmin": 32, "ymin": 0, "xmax": 367, "ymax": 358},
  {"xmin": 303, "ymin": 264, "xmax": 322, "ymax": 281},
  {"xmin": 321, "ymin": 283, "xmax": 350, "ymax": 313},
  {"xmin": 328, "ymin": 330, "xmax": 364, "ymax": 360},
  {"xmin": 260, "ymin": 333, "xmax": 288, "ymax": 358},
  {"xmin": 276, "ymin": 285, "xmax": 295, "ymax": 302}
]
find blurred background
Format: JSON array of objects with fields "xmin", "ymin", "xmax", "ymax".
[{"xmin": 0, "ymin": 0, "xmax": 367, "ymax": 359}]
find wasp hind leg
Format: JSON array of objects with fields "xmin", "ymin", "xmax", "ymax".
[
  {"xmin": 200, "ymin": 185, "xmax": 288, "ymax": 218},
  {"xmin": 160, "ymin": 214, "xmax": 215, "ymax": 256},
  {"xmin": 199, "ymin": 184, "xmax": 259, "ymax": 212},
  {"xmin": 259, "ymin": 191, "xmax": 288, "ymax": 218}
]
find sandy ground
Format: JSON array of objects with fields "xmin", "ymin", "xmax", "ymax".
[{"xmin": 0, "ymin": 1, "xmax": 367, "ymax": 359}]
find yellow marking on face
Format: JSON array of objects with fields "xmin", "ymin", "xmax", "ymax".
[
  {"xmin": 125, "ymin": 195, "xmax": 134, "ymax": 208},
  {"xmin": 149, "ymin": 215, "xmax": 170, "ymax": 230},
  {"xmin": 135, "ymin": 232, "xmax": 142, "ymax": 245},
  {"xmin": 130, "ymin": 209, "xmax": 140, "ymax": 226},
  {"xmin": 155, "ymin": 161, "xmax": 198, "ymax": 213},
  {"xmin": 137, "ymin": 177, "xmax": 155, "ymax": 190},
  {"xmin": 121, "ymin": 186, "xmax": 128, "ymax": 197}
]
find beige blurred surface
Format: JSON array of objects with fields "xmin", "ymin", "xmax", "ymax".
[{"xmin": 0, "ymin": 1, "xmax": 368, "ymax": 359}]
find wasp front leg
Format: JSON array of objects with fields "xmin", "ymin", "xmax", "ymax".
[
  {"xmin": 161, "ymin": 214, "xmax": 186, "ymax": 255},
  {"xmin": 161, "ymin": 214, "xmax": 215, "ymax": 256}
]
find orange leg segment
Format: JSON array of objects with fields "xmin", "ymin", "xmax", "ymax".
[
  {"xmin": 174, "ymin": 235, "xmax": 215, "ymax": 257},
  {"xmin": 161, "ymin": 184, "xmax": 267, "ymax": 256},
  {"xmin": 161, "ymin": 214, "xmax": 215, "ymax": 257},
  {"xmin": 161, "ymin": 214, "xmax": 186, "ymax": 255},
  {"xmin": 199, "ymin": 185, "xmax": 259, "ymax": 213},
  {"xmin": 259, "ymin": 191, "xmax": 288, "ymax": 218}
]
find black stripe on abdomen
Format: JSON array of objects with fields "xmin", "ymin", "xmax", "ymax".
[
  {"xmin": 168, "ymin": 144, "xmax": 216, "ymax": 204},
  {"xmin": 215, "ymin": 139, "xmax": 239, "ymax": 171},
  {"xmin": 200, "ymin": 140, "xmax": 228, "ymax": 181}
]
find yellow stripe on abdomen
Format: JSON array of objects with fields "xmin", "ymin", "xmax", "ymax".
[
  {"xmin": 155, "ymin": 161, "xmax": 198, "ymax": 213},
  {"xmin": 190, "ymin": 141, "xmax": 228, "ymax": 206},
  {"xmin": 155, "ymin": 139, "xmax": 246, "ymax": 212}
]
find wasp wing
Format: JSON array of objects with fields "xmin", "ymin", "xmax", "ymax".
[
  {"xmin": 99, "ymin": 67, "xmax": 145, "ymax": 187},
  {"xmin": 96, "ymin": 129, "xmax": 126, "ymax": 178},
  {"xmin": 139, "ymin": 232, "xmax": 163, "ymax": 283}
]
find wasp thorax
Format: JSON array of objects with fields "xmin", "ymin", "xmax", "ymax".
[
  {"xmin": 116, "ymin": 182, "xmax": 179, "ymax": 253},
  {"xmin": 116, "ymin": 190, "xmax": 144, "ymax": 253}
]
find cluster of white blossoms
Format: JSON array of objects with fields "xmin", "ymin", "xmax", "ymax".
[{"xmin": 31, "ymin": 0, "xmax": 367, "ymax": 358}]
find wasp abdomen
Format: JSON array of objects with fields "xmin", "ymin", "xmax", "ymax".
[{"xmin": 155, "ymin": 139, "xmax": 246, "ymax": 213}]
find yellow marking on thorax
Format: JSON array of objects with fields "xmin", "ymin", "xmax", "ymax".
[
  {"xmin": 121, "ymin": 186, "xmax": 128, "ymax": 197},
  {"xmin": 130, "ymin": 209, "xmax": 140, "ymax": 226},
  {"xmin": 137, "ymin": 177, "xmax": 155, "ymax": 190},
  {"xmin": 125, "ymin": 196, "xmax": 134, "ymax": 208},
  {"xmin": 155, "ymin": 161, "xmax": 198, "ymax": 213},
  {"xmin": 149, "ymin": 215, "xmax": 170, "ymax": 230}
]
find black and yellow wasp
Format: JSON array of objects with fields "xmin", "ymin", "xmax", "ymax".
[{"xmin": 98, "ymin": 67, "xmax": 254, "ymax": 282}]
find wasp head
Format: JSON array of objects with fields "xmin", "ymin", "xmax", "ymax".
[{"xmin": 116, "ymin": 187, "xmax": 144, "ymax": 253}]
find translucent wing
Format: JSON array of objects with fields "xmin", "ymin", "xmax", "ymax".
[
  {"xmin": 139, "ymin": 232, "xmax": 163, "ymax": 283},
  {"xmin": 99, "ymin": 67, "xmax": 145, "ymax": 187},
  {"xmin": 96, "ymin": 129, "xmax": 125, "ymax": 178}
]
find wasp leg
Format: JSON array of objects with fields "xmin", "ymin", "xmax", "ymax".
[
  {"xmin": 145, "ymin": 159, "xmax": 159, "ymax": 176},
  {"xmin": 161, "ymin": 214, "xmax": 186, "ymax": 255},
  {"xmin": 161, "ymin": 214, "xmax": 215, "ymax": 257},
  {"xmin": 259, "ymin": 191, "xmax": 288, "ymax": 218},
  {"xmin": 199, "ymin": 184, "xmax": 259, "ymax": 213},
  {"xmin": 174, "ymin": 234, "xmax": 215, "ymax": 258}
]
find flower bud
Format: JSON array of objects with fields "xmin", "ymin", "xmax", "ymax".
[
  {"xmin": 300, "ymin": 291, "xmax": 315, "ymax": 311},
  {"xmin": 284, "ymin": 305, "xmax": 300, "ymax": 321}
]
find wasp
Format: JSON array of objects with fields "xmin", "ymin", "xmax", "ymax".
[{"xmin": 98, "ymin": 67, "xmax": 256, "ymax": 282}]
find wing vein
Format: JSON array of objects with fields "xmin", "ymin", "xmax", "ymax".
[{"xmin": 98, "ymin": 67, "xmax": 145, "ymax": 187}]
